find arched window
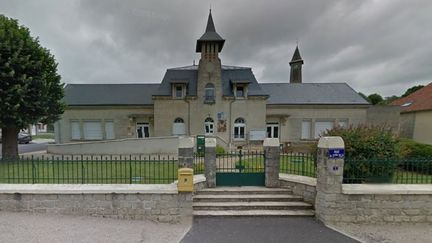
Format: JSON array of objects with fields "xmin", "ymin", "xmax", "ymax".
[
  {"xmin": 204, "ymin": 117, "xmax": 214, "ymax": 135},
  {"xmin": 173, "ymin": 117, "xmax": 185, "ymax": 135},
  {"xmin": 174, "ymin": 118, "xmax": 184, "ymax": 123},
  {"xmin": 204, "ymin": 83, "xmax": 215, "ymax": 103},
  {"xmin": 234, "ymin": 118, "xmax": 246, "ymax": 139}
]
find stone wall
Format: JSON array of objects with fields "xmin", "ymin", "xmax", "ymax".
[
  {"xmin": 315, "ymin": 136, "xmax": 432, "ymax": 225},
  {"xmin": 366, "ymin": 105, "xmax": 400, "ymax": 134},
  {"xmin": 279, "ymin": 174, "xmax": 316, "ymax": 205},
  {"xmin": 47, "ymin": 136, "xmax": 179, "ymax": 155},
  {"xmin": 0, "ymin": 184, "xmax": 192, "ymax": 223}
]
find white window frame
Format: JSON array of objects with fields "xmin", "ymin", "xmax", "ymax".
[
  {"xmin": 204, "ymin": 117, "xmax": 214, "ymax": 135},
  {"xmin": 204, "ymin": 83, "xmax": 215, "ymax": 102},
  {"xmin": 173, "ymin": 84, "xmax": 185, "ymax": 99},
  {"xmin": 70, "ymin": 120, "xmax": 81, "ymax": 140},
  {"xmin": 266, "ymin": 123, "xmax": 279, "ymax": 138},
  {"xmin": 233, "ymin": 118, "xmax": 246, "ymax": 140},
  {"xmin": 136, "ymin": 122, "xmax": 150, "ymax": 138},
  {"xmin": 301, "ymin": 120, "xmax": 312, "ymax": 140},
  {"xmin": 83, "ymin": 120, "xmax": 103, "ymax": 140},
  {"xmin": 105, "ymin": 120, "xmax": 115, "ymax": 140}
]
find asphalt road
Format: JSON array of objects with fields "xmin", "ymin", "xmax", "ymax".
[
  {"xmin": 181, "ymin": 216, "xmax": 359, "ymax": 243},
  {"xmin": 0, "ymin": 142, "xmax": 47, "ymax": 156}
]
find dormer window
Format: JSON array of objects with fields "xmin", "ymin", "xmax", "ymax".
[
  {"xmin": 172, "ymin": 83, "xmax": 186, "ymax": 99},
  {"xmin": 231, "ymin": 80, "xmax": 250, "ymax": 99},
  {"xmin": 235, "ymin": 85, "xmax": 245, "ymax": 97}
]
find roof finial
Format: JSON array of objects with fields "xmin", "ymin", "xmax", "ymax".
[{"xmin": 210, "ymin": 4, "xmax": 212, "ymax": 14}]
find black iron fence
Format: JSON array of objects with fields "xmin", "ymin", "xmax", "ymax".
[
  {"xmin": 0, "ymin": 155, "xmax": 180, "ymax": 184},
  {"xmin": 344, "ymin": 157, "xmax": 432, "ymax": 184}
]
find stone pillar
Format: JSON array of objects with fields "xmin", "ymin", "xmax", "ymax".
[
  {"xmin": 264, "ymin": 138, "xmax": 280, "ymax": 188},
  {"xmin": 178, "ymin": 137, "xmax": 194, "ymax": 168},
  {"xmin": 204, "ymin": 138, "xmax": 217, "ymax": 188},
  {"xmin": 315, "ymin": 136, "xmax": 345, "ymax": 224}
]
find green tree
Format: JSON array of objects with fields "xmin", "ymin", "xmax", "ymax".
[
  {"xmin": 367, "ymin": 93, "xmax": 383, "ymax": 105},
  {"xmin": 401, "ymin": 85, "xmax": 424, "ymax": 97},
  {"xmin": 0, "ymin": 15, "xmax": 65, "ymax": 159}
]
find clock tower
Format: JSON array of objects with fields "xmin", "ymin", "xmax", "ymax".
[{"xmin": 289, "ymin": 46, "xmax": 304, "ymax": 83}]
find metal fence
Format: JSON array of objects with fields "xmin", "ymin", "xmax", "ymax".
[
  {"xmin": 344, "ymin": 157, "xmax": 432, "ymax": 184},
  {"xmin": 279, "ymin": 153, "xmax": 316, "ymax": 178},
  {"xmin": 0, "ymin": 155, "xmax": 179, "ymax": 184},
  {"xmin": 193, "ymin": 153, "xmax": 205, "ymax": 175}
]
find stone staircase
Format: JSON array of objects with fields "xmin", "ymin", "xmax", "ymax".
[{"xmin": 193, "ymin": 187, "xmax": 315, "ymax": 217}]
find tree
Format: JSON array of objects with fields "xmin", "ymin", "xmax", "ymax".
[
  {"xmin": 402, "ymin": 85, "xmax": 424, "ymax": 97},
  {"xmin": 367, "ymin": 93, "xmax": 383, "ymax": 105},
  {"xmin": 0, "ymin": 15, "xmax": 65, "ymax": 159}
]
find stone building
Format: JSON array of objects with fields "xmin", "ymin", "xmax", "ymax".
[{"xmin": 56, "ymin": 11, "xmax": 370, "ymax": 150}]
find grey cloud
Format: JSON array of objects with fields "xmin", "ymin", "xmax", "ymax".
[{"xmin": 1, "ymin": 0, "xmax": 431, "ymax": 97}]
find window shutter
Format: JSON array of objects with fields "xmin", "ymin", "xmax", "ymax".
[
  {"xmin": 83, "ymin": 121, "xmax": 102, "ymax": 140},
  {"xmin": 314, "ymin": 121, "xmax": 334, "ymax": 139},
  {"xmin": 301, "ymin": 121, "xmax": 311, "ymax": 139},
  {"xmin": 105, "ymin": 121, "xmax": 115, "ymax": 139},
  {"xmin": 172, "ymin": 123, "xmax": 185, "ymax": 135},
  {"xmin": 71, "ymin": 121, "xmax": 80, "ymax": 140}
]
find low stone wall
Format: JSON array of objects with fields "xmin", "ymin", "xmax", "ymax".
[
  {"xmin": 279, "ymin": 174, "xmax": 316, "ymax": 205},
  {"xmin": 0, "ymin": 184, "xmax": 191, "ymax": 223},
  {"xmin": 325, "ymin": 184, "xmax": 432, "ymax": 224},
  {"xmin": 47, "ymin": 136, "xmax": 179, "ymax": 155}
]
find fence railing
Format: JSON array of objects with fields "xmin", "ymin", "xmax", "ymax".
[
  {"xmin": 193, "ymin": 153, "xmax": 205, "ymax": 175},
  {"xmin": 0, "ymin": 155, "xmax": 179, "ymax": 184},
  {"xmin": 279, "ymin": 153, "xmax": 316, "ymax": 178},
  {"xmin": 216, "ymin": 150, "xmax": 265, "ymax": 173},
  {"xmin": 344, "ymin": 157, "xmax": 432, "ymax": 184}
]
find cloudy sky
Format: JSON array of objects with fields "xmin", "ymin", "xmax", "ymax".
[{"xmin": 1, "ymin": 0, "xmax": 432, "ymax": 96}]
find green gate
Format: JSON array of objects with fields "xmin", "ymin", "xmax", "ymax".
[{"xmin": 216, "ymin": 150, "xmax": 265, "ymax": 186}]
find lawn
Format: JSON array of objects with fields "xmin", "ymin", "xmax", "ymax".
[
  {"xmin": 236, "ymin": 153, "xmax": 316, "ymax": 177},
  {"xmin": 32, "ymin": 133, "xmax": 55, "ymax": 140},
  {"xmin": 0, "ymin": 158, "xmax": 179, "ymax": 184}
]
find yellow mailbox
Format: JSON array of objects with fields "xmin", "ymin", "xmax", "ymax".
[{"xmin": 178, "ymin": 168, "xmax": 194, "ymax": 192}]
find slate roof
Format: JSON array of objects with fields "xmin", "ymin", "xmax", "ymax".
[
  {"xmin": 64, "ymin": 83, "xmax": 159, "ymax": 106},
  {"xmin": 291, "ymin": 46, "xmax": 303, "ymax": 62},
  {"xmin": 153, "ymin": 65, "xmax": 268, "ymax": 97},
  {"xmin": 260, "ymin": 83, "xmax": 370, "ymax": 105},
  {"xmin": 390, "ymin": 83, "xmax": 432, "ymax": 113}
]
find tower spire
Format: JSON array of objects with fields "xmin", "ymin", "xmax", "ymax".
[
  {"xmin": 196, "ymin": 10, "xmax": 225, "ymax": 53},
  {"xmin": 289, "ymin": 45, "xmax": 304, "ymax": 83}
]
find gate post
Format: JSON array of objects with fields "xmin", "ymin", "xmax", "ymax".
[
  {"xmin": 178, "ymin": 137, "xmax": 194, "ymax": 168},
  {"xmin": 204, "ymin": 138, "xmax": 217, "ymax": 188},
  {"xmin": 315, "ymin": 136, "xmax": 345, "ymax": 224},
  {"xmin": 264, "ymin": 138, "xmax": 280, "ymax": 188}
]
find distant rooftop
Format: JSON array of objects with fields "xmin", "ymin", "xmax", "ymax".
[{"xmin": 391, "ymin": 82, "xmax": 432, "ymax": 113}]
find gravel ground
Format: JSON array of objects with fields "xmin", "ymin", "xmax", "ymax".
[
  {"xmin": 329, "ymin": 223, "xmax": 432, "ymax": 243},
  {"xmin": 0, "ymin": 212, "xmax": 191, "ymax": 243}
]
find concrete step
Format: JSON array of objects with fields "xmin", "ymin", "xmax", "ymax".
[
  {"xmin": 196, "ymin": 187, "xmax": 292, "ymax": 195},
  {"xmin": 193, "ymin": 209, "xmax": 315, "ymax": 217},
  {"xmin": 193, "ymin": 194, "xmax": 303, "ymax": 202},
  {"xmin": 192, "ymin": 201, "xmax": 313, "ymax": 211}
]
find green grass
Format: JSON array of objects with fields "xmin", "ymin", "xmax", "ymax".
[
  {"xmin": 392, "ymin": 169, "xmax": 432, "ymax": 184},
  {"xmin": 0, "ymin": 159, "xmax": 179, "ymax": 184},
  {"xmin": 235, "ymin": 154, "xmax": 316, "ymax": 177},
  {"xmin": 32, "ymin": 133, "xmax": 55, "ymax": 140}
]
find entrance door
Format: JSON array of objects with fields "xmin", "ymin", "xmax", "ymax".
[
  {"xmin": 266, "ymin": 123, "xmax": 279, "ymax": 138},
  {"xmin": 216, "ymin": 150, "xmax": 265, "ymax": 186},
  {"xmin": 136, "ymin": 123, "xmax": 149, "ymax": 138}
]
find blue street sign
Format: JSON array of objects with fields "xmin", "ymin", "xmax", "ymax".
[{"xmin": 328, "ymin": 148, "xmax": 345, "ymax": 159}]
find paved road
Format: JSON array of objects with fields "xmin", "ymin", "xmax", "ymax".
[
  {"xmin": 0, "ymin": 142, "xmax": 47, "ymax": 156},
  {"xmin": 181, "ymin": 216, "xmax": 358, "ymax": 243}
]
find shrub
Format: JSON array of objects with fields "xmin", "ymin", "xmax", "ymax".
[
  {"xmin": 397, "ymin": 138, "xmax": 432, "ymax": 174},
  {"xmin": 324, "ymin": 124, "xmax": 398, "ymax": 159},
  {"xmin": 216, "ymin": 145, "xmax": 225, "ymax": 155},
  {"xmin": 324, "ymin": 125, "xmax": 399, "ymax": 182}
]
